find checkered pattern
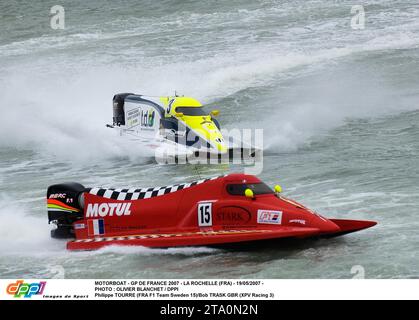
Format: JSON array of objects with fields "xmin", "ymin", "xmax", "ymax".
[
  {"xmin": 71, "ymin": 229, "xmax": 272, "ymax": 243},
  {"xmin": 89, "ymin": 175, "xmax": 225, "ymax": 200}
]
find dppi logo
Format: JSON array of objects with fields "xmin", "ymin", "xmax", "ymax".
[
  {"xmin": 141, "ymin": 109, "xmax": 155, "ymax": 127},
  {"xmin": 6, "ymin": 280, "xmax": 46, "ymax": 298}
]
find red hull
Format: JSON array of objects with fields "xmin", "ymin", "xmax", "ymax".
[{"xmin": 47, "ymin": 174, "xmax": 377, "ymax": 251}]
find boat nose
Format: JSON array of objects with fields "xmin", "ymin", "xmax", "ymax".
[{"xmin": 318, "ymin": 217, "xmax": 340, "ymax": 234}]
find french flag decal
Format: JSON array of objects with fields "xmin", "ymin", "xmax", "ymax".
[{"xmin": 88, "ymin": 219, "xmax": 105, "ymax": 236}]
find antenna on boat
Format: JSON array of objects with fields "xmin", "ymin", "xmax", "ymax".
[{"xmin": 174, "ymin": 90, "xmax": 184, "ymax": 97}]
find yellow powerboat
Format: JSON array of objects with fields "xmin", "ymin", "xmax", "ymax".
[{"xmin": 109, "ymin": 93, "xmax": 228, "ymax": 154}]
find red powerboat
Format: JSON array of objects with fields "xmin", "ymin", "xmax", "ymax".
[{"xmin": 46, "ymin": 174, "xmax": 377, "ymax": 251}]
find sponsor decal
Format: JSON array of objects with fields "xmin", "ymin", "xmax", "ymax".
[
  {"xmin": 257, "ymin": 210, "xmax": 282, "ymax": 225},
  {"xmin": 49, "ymin": 193, "xmax": 66, "ymax": 199},
  {"xmin": 216, "ymin": 206, "xmax": 251, "ymax": 225},
  {"xmin": 109, "ymin": 225, "xmax": 147, "ymax": 231},
  {"xmin": 74, "ymin": 223, "xmax": 86, "ymax": 230},
  {"xmin": 126, "ymin": 108, "xmax": 140, "ymax": 127},
  {"xmin": 47, "ymin": 199, "xmax": 79, "ymax": 212},
  {"xmin": 289, "ymin": 219, "xmax": 306, "ymax": 225},
  {"xmin": 88, "ymin": 219, "xmax": 105, "ymax": 236},
  {"xmin": 6, "ymin": 280, "xmax": 46, "ymax": 298},
  {"xmin": 86, "ymin": 203, "xmax": 131, "ymax": 218},
  {"xmin": 141, "ymin": 109, "xmax": 155, "ymax": 127}
]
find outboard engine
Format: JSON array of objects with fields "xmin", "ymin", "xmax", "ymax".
[
  {"xmin": 113, "ymin": 93, "xmax": 134, "ymax": 126},
  {"xmin": 47, "ymin": 183, "xmax": 85, "ymax": 239}
]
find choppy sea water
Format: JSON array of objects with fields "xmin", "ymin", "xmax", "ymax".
[{"xmin": 0, "ymin": 0, "xmax": 418, "ymax": 278}]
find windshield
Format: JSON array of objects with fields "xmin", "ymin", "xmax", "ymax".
[
  {"xmin": 226, "ymin": 183, "xmax": 274, "ymax": 196},
  {"xmin": 175, "ymin": 107, "xmax": 207, "ymax": 116}
]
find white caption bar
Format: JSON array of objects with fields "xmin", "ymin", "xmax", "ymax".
[{"xmin": 1, "ymin": 279, "xmax": 418, "ymax": 300}]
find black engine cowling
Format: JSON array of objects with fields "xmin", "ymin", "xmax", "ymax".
[
  {"xmin": 113, "ymin": 93, "xmax": 134, "ymax": 126},
  {"xmin": 47, "ymin": 182, "xmax": 86, "ymax": 239}
]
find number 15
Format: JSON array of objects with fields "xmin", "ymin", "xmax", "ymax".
[{"xmin": 198, "ymin": 203, "xmax": 212, "ymax": 227}]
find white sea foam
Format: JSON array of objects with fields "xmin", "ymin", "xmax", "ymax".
[
  {"xmin": 0, "ymin": 196, "xmax": 65, "ymax": 256},
  {"xmin": 91, "ymin": 245, "xmax": 220, "ymax": 256}
]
